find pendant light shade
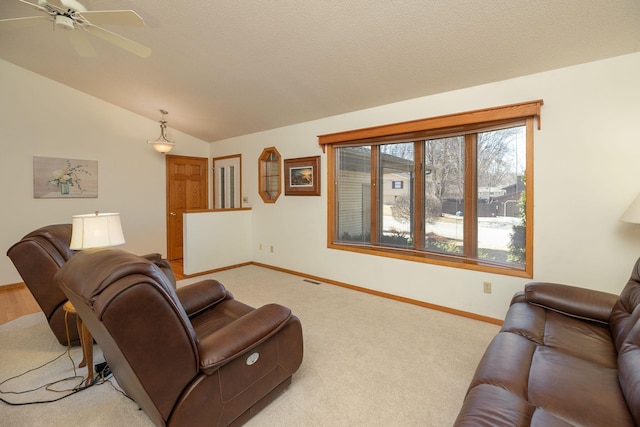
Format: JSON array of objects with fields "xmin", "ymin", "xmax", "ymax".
[{"xmin": 148, "ymin": 109, "xmax": 175, "ymax": 153}]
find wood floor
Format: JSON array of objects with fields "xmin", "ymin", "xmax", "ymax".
[
  {"xmin": 0, "ymin": 260, "xmax": 185, "ymax": 326},
  {"xmin": 0, "ymin": 284, "xmax": 40, "ymax": 325}
]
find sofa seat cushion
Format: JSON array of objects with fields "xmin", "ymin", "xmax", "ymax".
[
  {"xmin": 456, "ymin": 384, "xmax": 578, "ymax": 427},
  {"xmin": 528, "ymin": 346, "xmax": 632, "ymax": 426}
]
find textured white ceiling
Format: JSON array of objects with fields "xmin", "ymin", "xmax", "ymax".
[{"xmin": 1, "ymin": 0, "xmax": 639, "ymax": 142}]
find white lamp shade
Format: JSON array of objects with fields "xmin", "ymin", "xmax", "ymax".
[
  {"xmin": 621, "ymin": 194, "xmax": 640, "ymax": 224},
  {"xmin": 148, "ymin": 140, "xmax": 175, "ymax": 153},
  {"xmin": 70, "ymin": 212, "xmax": 125, "ymax": 249}
]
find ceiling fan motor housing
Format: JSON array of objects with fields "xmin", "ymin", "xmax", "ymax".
[{"xmin": 54, "ymin": 15, "xmax": 74, "ymax": 30}]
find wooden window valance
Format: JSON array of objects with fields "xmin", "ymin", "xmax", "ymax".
[{"xmin": 318, "ymin": 100, "xmax": 543, "ymax": 151}]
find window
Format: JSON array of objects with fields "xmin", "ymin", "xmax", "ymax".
[
  {"xmin": 320, "ymin": 100, "xmax": 542, "ymax": 277},
  {"xmin": 258, "ymin": 147, "xmax": 281, "ymax": 203},
  {"xmin": 213, "ymin": 154, "xmax": 242, "ymax": 209}
]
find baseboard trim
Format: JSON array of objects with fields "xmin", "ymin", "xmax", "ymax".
[
  {"xmin": 250, "ymin": 262, "xmax": 504, "ymax": 326},
  {"xmin": 0, "ymin": 282, "xmax": 26, "ymax": 292},
  {"xmin": 181, "ymin": 262, "xmax": 253, "ymax": 279},
  {"xmin": 3, "ymin": 264, "xmax": 503, "ymax": 325}
]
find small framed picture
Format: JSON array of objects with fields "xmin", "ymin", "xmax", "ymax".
[{"xmin": 284, "ymin": 156, "xmax": 320, "ymax": 196}]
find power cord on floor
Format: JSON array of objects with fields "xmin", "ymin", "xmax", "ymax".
[
  {"xmin": 0, "ymin": 311, "xmax": 100, "ymax": 405},
  {"xmin": 0, "ymin": 348, "xmax": 86, "ymax": 405},
  {"xmin": 1, "ymin": 346, "xmax": 137, "ymax": 408}
]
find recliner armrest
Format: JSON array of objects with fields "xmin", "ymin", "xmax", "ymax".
[
  {"xmin": 525, "ymin": 281, "xmax": 618, "ymax": 324},
  {"xmin": 198, "ymin": 304, "xmax": 292, "ymax": 374},
  {"xmin": 176, "ymin": 280, "xmax": 228, "ymax": 317}
]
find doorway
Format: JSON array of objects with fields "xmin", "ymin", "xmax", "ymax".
[{"xmin": 166, "ymin": 155, "xmax": 208, "ymax": 260}]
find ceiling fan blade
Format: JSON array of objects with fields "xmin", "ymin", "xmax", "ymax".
[
  {"xmin": 51, "ymin": 0, "xmax": 84, "ymax": 11},
  {"xmin": 0, "ymin": 16, "xmax": 50, "ymax": 30},
  {"xmin": 17, "ymin": 0, "xmax": 49, "ymax": 14},
  {"xmin": 84, "ymin": 24, "xmax": 151, "ymax": 58},
  {"xmin": 66, "ymin": 29, "xmax": 96, "ymax": 57},
  {"xmin": 78, "ymin": 10, "xmax": 145, "ymax": 27}
]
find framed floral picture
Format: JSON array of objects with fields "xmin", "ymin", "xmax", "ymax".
[
  {"xmin": 284, "ymin": 156, "xmax": 320, "ymax": 196},
  {"xmin": 33, "ymin": 156, "xmax": 98, "ymax": 198}
]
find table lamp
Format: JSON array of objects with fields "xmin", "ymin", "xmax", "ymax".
[
  {"xmin": 70, "ymin": 212, "xmax": 125, "ymax": 250},
  {"xmin": 67, "ymin": 211, "xmax": 124, "ymax": 387},
  {"xmin": 621, "ymin": 194, "xmax": 640, "ymax": 224}
]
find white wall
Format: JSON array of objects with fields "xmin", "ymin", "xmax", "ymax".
[
  {"xmin": 183, "ymin": 209, "xmax": 252, "ymax": 274},
  {"xmin": 210, "ymin": 53, "xmax": 640, "ymax": 320},
  {"xmin": 4, "ymin": 54, "xmax": 640, "ymax": 321},
  {"xmin": 0, "ymin": 59, "xmax": 209, "ymax": 285}
]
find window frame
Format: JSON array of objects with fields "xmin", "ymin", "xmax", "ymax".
[{"xmin": 319, "ymin": 100, "xmax": 542, "ymax": 278}]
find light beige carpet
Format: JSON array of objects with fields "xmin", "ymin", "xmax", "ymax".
[{"xmin": 0, "ymin": 265, "xmax": 499, "ymax": 426}]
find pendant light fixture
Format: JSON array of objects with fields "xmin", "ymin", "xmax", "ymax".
[{"xmin": 148, "ymin": 109, "xmax": 175, "ymax": 153}]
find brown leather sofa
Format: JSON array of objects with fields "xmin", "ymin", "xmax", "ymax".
[
  {"xmin": 7, "ymin": 224, "xmax": 176, "ymax": 346},
  {"xmin": 56, "ymin": 248, "xmax": 303, "ymax": 427},
  {"xmin": 454, "ymin": 258, "xmax": 640, "ymax": 426}
]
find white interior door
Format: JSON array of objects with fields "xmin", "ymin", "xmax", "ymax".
[{"xmin": 213, "ymin": 155, "xmax": 241, "ymax": 209}]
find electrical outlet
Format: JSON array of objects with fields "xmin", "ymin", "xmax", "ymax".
[
  {"xmin": 483, "ymin": 281, "xmax": 492, "ymax": 294},
  {"xmin": 259, "ymin": 243, "xmax": 263, "ymax": 250},
  {"xmin": 243, "ymin": 196, "xmax": 249, "ymax": 204},
  {"xmin": 270, "ymin": 245, "xmax": 274, "ymax": 253}
]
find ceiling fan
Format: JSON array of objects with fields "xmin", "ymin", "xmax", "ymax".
[{"xmin": 0, "ymin": 0, "xmax": 151, "ymax": 58}]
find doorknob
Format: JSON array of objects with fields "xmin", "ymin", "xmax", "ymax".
[{"xmin": 170, "ymin": 212, "xmax": 176, "ymax": 216}]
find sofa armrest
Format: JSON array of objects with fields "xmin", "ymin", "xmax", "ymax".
[
  {"xmin": 198, "ymin": 304, "xmax": 292, "ymax": 373},
  {"xmin": 510, "ymin": 290, "xmax": 526, "ymax": 305},
  {"xmin": 525, "ymin": 282, "xmax": 618, "ymax": 324},
  {"xmin": 176, "ymin": 279, "xmax": 228, "ymax": 317}
]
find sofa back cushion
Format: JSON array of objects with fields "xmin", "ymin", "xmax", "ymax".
[
  {"xmin": 617, "ymin": 320, "xmax": 640, "ymax": 424},
  {"xmin": 609, "ymin": 258, "xmax": 640, "ymax": 352},
  {"xmin": 609, "ymin": 257, "xmax": 640, "ymax": 424}
]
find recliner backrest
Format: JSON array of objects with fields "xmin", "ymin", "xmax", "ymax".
[
  {"xmin": 56, "ymin": 249, "xmax": 199, "ymax": 425},
  {"xmin": 7, "ymin": 224, "xmax": 75, "ymax": 317},
  {"xmin": 24, "ymin": 224, "xmax": 76, "ymax": 262},
  {"xmin": 6, "ymin": 224, "xmax": 79, "ymax": 345}
]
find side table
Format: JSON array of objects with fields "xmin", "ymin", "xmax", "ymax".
[{"xmin": 63, "ymin": 301, "xmax": 94, "ymax": 387}]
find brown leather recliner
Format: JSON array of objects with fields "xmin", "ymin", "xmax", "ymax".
[
  {"xmin": 56, "ymin": 248, "xmax": 304, "ymax": 427},
  {"xmin": 6, "ymin": 224, "xmax": 176, "ymax": 346}
]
